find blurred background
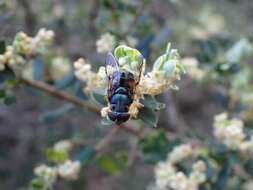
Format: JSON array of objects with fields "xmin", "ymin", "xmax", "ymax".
[{"xmin": 1, "ymin": 0, "xmax": 253, "ymax": 189}]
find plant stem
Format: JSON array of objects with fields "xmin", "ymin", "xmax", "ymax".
[{"xmin": 19, "ymin": 77, "xmax": 141, "ymax": 136}]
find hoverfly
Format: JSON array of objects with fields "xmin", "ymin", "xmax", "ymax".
[{"xmin": 105, "ymin": 53, "xmax": 143, "ymax": 125}]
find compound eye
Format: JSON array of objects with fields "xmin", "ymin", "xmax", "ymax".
[{"xmin": 124, "ymin": 106, "xmax": 128, "ymax": 112}]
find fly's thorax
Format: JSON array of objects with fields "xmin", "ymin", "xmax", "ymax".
[{"xmin": 111, "ymin": 69, "xmax": 135, "ymax": 89}]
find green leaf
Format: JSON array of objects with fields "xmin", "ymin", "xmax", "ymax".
[
  {"xmin": 55, "ymin": 72, "xmax": 75, "ymax": 89},
  {"xmin": 212, "ymin": 160, "xmax": 231, "ymax": 190},
  {"xmin": 164, "ymin": 60, "xmax": 176, "ymax": 77},
  {"xmin": 6, "ymin": 79, "xmax": 18, "ymax": 87},
  {"xmin": 226, "ymin": 38, "xmax": 253, "ymax": 64},
  {"xmin": 71, "ymin": 79, "xmax": 88, "ymax": 100},
  {"xmin": 0, "ymin": 89, "xmax": 6, "ymax": 98},
  {"xmin": 176, "ymin": 63, "xmax": 186, "ymax": 74},
  {"xmin": 141, "ymin": 95, "xmax": 165, "ymax": 111},
  {"xmin": 39, "ymin": 104, "xmax": 74, "ymax": 123},
  {"xmin": 117, "ymin": 152, "xmax": 128, "ymax": 169},
  {"xmin": 139, "ymin": 130, "xmax": 171, "ymax": 164},
  {"xmin": 76, "ymin": 146, "xmax": 96, "ymax": 165},
  {"xmin": 244, "ymin": 159, "xmax": 253, "ymax": 175},
  {"xmin": 4, "ymin": 96, "xmax": 16, "ymax": 105},
  {"xmin": 31, "ymin": 178, "xmax": 44, "ymax": 189},
  {"xmin": 46, "ymin": 148, "xmax": 68, "ymax": 163},
  {"xmin": 97, "ymin": 155, "xmax": 118, "ymax": 173},
  {"xmin": 0, "ymin": 40, "xmax": 5, "ymax": 54},
  {"xmin": 92, "ymin": 87, "xmax": 107, "ymax": 106},
  {"xmin": 32, "ymin": 58, "xmax": 44, "ymax": 80},
  {"xmin": 0, "ymin": 69, "xmax": 15, "ymax": 83},
  {"xmin": 138, "ymin": 107, "xmax": 158, "ymax": 127}
]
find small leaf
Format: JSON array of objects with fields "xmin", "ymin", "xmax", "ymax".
[
  {"xmin": 0, "ymin": 69, "xmax": 15, "ymax": 83},
  {"xmin": 55, "ymin": 72, "xmax": 75, "ymax": 89},
  {"xmin": 138, "ymin": 107, "xmax": 158, "ymax": 127},
  {"xmin": 139, "ymin": 130, "xmax": 171, "ymax": 164},
  {"xmin": 76, "ymin": 146, "xmax": 96, "ymax": 165},
  {"xmin": 6, "ymin": 79, "xmax": 18, "ymax": 87},
  {"xmin": 141, "ymin": 95, "xmax": 166, "ymax": 111},
  {"xmin": 31, "ymin": 178, "xmax": 44, "ymax": 189},
  {"xmin": 0, "ymin": 89, "xmax": 6, "ymax": 98},
  {"xmin": 4, "ymin": 96, "xmax": 16, "ymax": 105},
  {"xmin": 164, "ymin": 60, "xmax": 176, "ymax": 77},
  {"xmin": 39, "ymin": 104, "xmax": 74, "ymax": 123},
  {"xmin": 0, "ymin": 40, "xmax": 6, "ymax": 54},
  {"xmin": 71, "ymin": 80, "xmax": 88, "ymax": 100},
  {"xmin": 32, "ymin": 58, "xmax": 44, "ymax": 80},
  {"xmin": 97, "ymin": 155, "xmax": 118, "ymax": 173},
  {"xmin": 92, "ymin": 88, "xmax": 107, "ymax": 106},
  {"xmin": 46, "ymin": 148, "xmax": 68, "ymax": 163},
  {"xmin": 212, "ymin": 160, "xmax": 230, "ymax": 190},
  {"xmin": 117, "ymin": 152, "xmax": 128, "ymax": 169},
  {"xmin": 176, "ymin": 63, "xmax": 186, "ymax": 74},
  {"xmin": 226, "ymin": 38, "xmax": 253, "ymax": 64}
]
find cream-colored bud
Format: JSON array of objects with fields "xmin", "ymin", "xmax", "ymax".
[
  {"xmin": 0, "ymin": 55, "xmax": 6, "ymax": 64},
  {"xmin": 54, "ymin": 140, "xmax": 73, "ymax": 153},
  {"xmin": 168, "ymin": 144, "xmax": 193, "ymax": 163},
  {"xmin": 192, "ymin": 160, "xmax": 206, "ymax": 172},
  {"xmin": 0, "ymin": 63, "xmax": 5, "ymax": 71},
  {"xmin": 101, "ymin": 107, "xmax": 109, "ymax": 118},
  {"xmin": 74, "ymin": 58, "xmax": 86, "ymax": 69},
  {"xmin": 96, "ymin": 33, "xmax": 116, "ymax": 53},
  {"xmin": 58, "ymin": 160, "xmax": 81, "ymax": 180}
]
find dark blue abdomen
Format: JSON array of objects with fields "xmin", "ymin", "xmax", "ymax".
[{"xmin": 111, "ymin": 92, "xmax": 132, "ymax": 112}]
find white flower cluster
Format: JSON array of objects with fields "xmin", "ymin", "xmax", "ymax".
[
  {"xmin": 49, "ymin": 57, "xmax": 72, "ymax": 81},
  {"xmin": 74, "ymin": 44, "xmax": 184, "ymax": 119},
  {"xmin": 74, "ymin": 58, "xmax": 107, "ymax": 94},
  {"xmin": 213, "ymin": 112, "xmax": 253, "ymax": 153},
  {"xmin": 0, "ymin": 28, "xmax": 54, "ymax": 71},
  {"xmin": 53, "ymin": 139, "xmax": 73, "ymax": 153},
  {"xmin": 34, "ymin": 159, "xmax": 81, "ymax": 185},
  {"xmin": 32, "ymin": 139, "xmax": 81, "ymax": 189},
  {"xmin": 14, "ymin": 28, "xmax": 54, "ymax": 56},
  {"xmin": 181, "ymin": 57, "xmax": 207, "ymax": 81},
  {"xmin": 34, "ymin": 164, "xmax": 57, "ymax": 187},
  {"xmin": 57, "ymin": 160, "xmax": 81, "ymax": 180},
  {"xmin": 154, "ymin": 144, "xmax": 206, "ymax": 190},
  {"xmin": 96, "ymin": 33, "xmax": 116, "ymax": 53},
  {"xmin": 0, "ymin": 45, "xmax": 25, "ymax": 70},
  {"xmin": 168, "ymin": 144, "xmax": 193, "ymax": 163},
  {"xmin": 52, "ymin": 139, "xmax": 81, "ymax": 181}
]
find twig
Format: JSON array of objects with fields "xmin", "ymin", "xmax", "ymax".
[
  {"xmin": 19, "ymin": 78, "xmax": 200, "ymax": 145},
  {"xmin": 20, "ymin": 77, "xmax": 141, "ymax": 136},
  {"xmin": 20, "ymin": 77, "xmax": 100, "ymax": 113}
]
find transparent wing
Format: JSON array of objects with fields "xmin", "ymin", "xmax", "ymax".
[{"xmin": 105, "ymin": 52, "xmax": 119, "ymax": 78}]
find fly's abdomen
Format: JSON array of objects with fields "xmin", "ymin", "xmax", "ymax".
[{"xmin": 111, "ymin": 93, "xmax": 131, "ymax": 113}]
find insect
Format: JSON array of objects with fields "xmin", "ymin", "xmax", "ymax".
[{"xmin": 105, "ymin": 53, "xmax": 143, "ymax": 125}]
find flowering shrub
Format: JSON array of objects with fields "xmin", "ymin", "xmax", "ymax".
[{"xmin": 1, "ymin": 1, "xmax": 253, "ymax": 189}]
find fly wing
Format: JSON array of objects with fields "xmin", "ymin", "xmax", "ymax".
[
  {"xmin": 105, "ymin": 52, "xmax": 119, "ymax": 78},
  {"xmin": 105, "ymin": 53, "xmax": 120, "ymax": 100}
]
